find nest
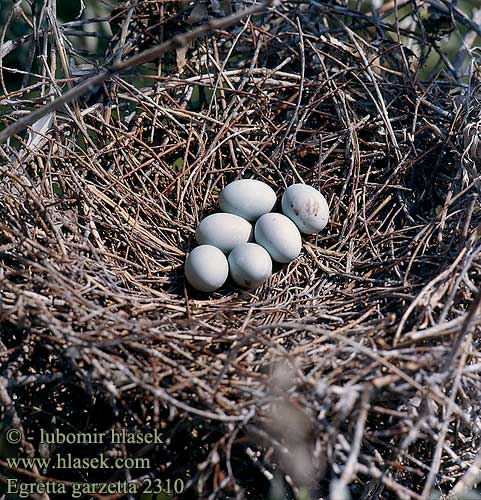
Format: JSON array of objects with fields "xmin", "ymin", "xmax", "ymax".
[{"xmin": 1, "ymin": 0, "xmax": 481, "ymax": 498}]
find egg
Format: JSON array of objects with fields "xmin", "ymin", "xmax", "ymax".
[
  {"xmin": 184, "ymin": 245, "xmax": 229, "ymax": 292},
  {"xmin": 220, "ymin": 179, "xmax": 277, "ymax": 222},
  {"xmin": 254, "ymin": 213, "xmax": 302, "ymax": 263},
  {"xmin": 196, "ymin": 213, "xmax": 253, "ymax": 254},
  {"xmin": 228, "ymin": 243, "xmax": 272, "ymax": 288},
  {"xmin": 281, "ymin": 183, "xmax": 329, "ymax": 234}
]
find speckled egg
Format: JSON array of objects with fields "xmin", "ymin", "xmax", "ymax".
[
  {"xmin": 254, "ymin": 213, "xmax": 302, "ymax": 263},
  {"xmin": 196, "ymin": 213, "xmax": 253, "ymax": 254},
  {"xmin": 281, "ymin": 183, "xmax": 329, "ymax": 234},
  {"xmin": 220, "ymin": 179, "xmax": 277, "ymax": 222},
  {"xmin": 228, "ymin": 243, "xmax": 272, "ymax": 288},
  {"xmin": 184, "ymin": 245, "xmax": 229, "ymax": 292}
]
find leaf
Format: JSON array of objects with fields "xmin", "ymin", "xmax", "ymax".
[
  {"xmin": 187, "ymin": 3, "xmax": 208, "ymax": 23},
  {"xmin": 26, "ymin": 112, "xmax": 53, "ymax": 152},
  {"xmin": 176, "ymin": 46, "xmax": 187, "ymax": 73}
]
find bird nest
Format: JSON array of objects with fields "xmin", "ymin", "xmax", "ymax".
[{"xmin": 1, "ymin": 1, "xmax": 481, "ymax": 498}]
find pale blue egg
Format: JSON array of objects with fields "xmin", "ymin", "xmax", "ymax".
[
  {"xmin": 254, "ymin": 213, "xmax": 302, "ymax": 263},
  {"xmin": 282, "ymin": 184, "xmax": 329, "ymax": 234},
  {"xmin": 196, "ymin": 213, "xmax": 253, "ymax": 254},
  {"xmin": 185, "ymin": 245, "xmax": 229, "ymax": 292},
  {"xmin": 220, "ymin": 179, "xmax": 276, "ymax": 222},
  {"xmin": 228, "ymin": 243, "xmax": 272, "ymax": 288}
]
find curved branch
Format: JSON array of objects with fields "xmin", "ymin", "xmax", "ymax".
[{"xmin": 0, "ymin": 1, "xmax": 273, "ymax": 145}]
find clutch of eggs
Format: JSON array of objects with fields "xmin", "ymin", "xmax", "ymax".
[{"xmin": 185, "ymin": 179, "xmax": 329, "ymax": 292}]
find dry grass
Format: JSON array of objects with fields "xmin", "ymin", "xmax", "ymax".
[{"xmin": 1, "ymin": 1, "xmax": 481, "ymax": 498}]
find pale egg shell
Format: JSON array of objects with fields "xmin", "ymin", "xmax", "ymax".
[
  {"xmin": 228, "ymin": 243, "xmax": 272, "ymax": 289},
  {"xmin": 254, "ymin": 213, "xmax": 302, "ymax": 263},
  {"xmin": 281, "ymin": 183, "xmax": 329, "ymax": 234},
  {"xmin": 184, "ymin": 245, "xmax": 229, "ymax": 292},
  {"xmin": 196, "ymin": 213, "xmax": 253, "ymax": 254},
  {"xmin": 220, "ymin": 179, "xmax": 276, "ymax": 222}
]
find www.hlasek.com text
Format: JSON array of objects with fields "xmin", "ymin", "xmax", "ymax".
[{"xmin": 7, "ymin": 453, "xmax": 150, "ymax": 470}]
